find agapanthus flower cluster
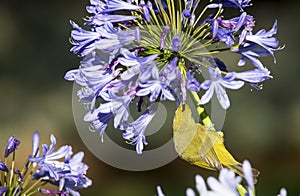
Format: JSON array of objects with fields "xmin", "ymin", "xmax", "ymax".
[
  {"xmin": 65, "ymin": 0, "xmax": 281, "ymax": 154},
  {"xmin": 0, "ymin": 131, "xmax": 91, "ymax": 196},
  {"xmin": 156, "ymin": 160, "xmax": 288, "ymax": 196}
]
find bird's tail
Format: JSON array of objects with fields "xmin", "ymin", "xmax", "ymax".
[{"xmin": 228, "ymin": 163, "xmax": 260, "ymax": 184}]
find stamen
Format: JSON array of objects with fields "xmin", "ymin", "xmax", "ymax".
[{"xmin": 160, "ymin": 25, "xmax": 170, "ymax": 50}]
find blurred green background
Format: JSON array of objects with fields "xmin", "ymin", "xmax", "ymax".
[{"xmin": 0, "ymin": 0, "xmax": 299, "ymax": 195}]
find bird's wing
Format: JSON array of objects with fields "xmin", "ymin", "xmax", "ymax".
[
  {"xmin": 196, "ymin": 124, "xmax": 223, "ymax": 170},
  {"xmin": 173, "ymin": 104, "xmax": 198, "ymax": 155}
]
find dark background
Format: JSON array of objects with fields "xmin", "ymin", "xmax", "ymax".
[{"xmin": 0, "ymin": 0, "xmax": 299, "ymax": 195}]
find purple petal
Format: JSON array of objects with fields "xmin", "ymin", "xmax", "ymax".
[
  {"xmin": 200, "ymin": 84, "xmax": 214, "ymax": 105},
  {"xmin": 161, "ymin": 88, "xmax": 176, "ymax": 101},
  {"xmin": 48, "ymin": 134, "xmax": 57, "ymax": 154},
  {"xmin": 243, "ymin": 160, "xmax": 254, "ymax": 189},
  {"xmin": 32, "ymin": 131, "xmax": 40, "ymax": 157},
  {"xmin": 0, "ymin": 161, "xmax": 8, "ymax": 172},
  {"xmin": 64, "ymin": 69, "xmax": 79, "ymax": 81},
  {"xmin": 136, "ymin": 136, "xmax": 146, "ymax": 154},
  {"xmin": 200, "ymin": 80, "xmax": 211, "ymax": 90},
  {"xmin": 215, "ymin": 83, "xmax": 230, "ymax": 109},
  {"xmin": 234, "ymin": 12, "xmax": 247, "ymax": 32},
  {"xmin": 221, "ymin": 80, "xmax": 244, "ymax": 90},
  {"xmin": 0, "ymin": 187, "xmax": 8, "ymax": 195},
  {"xmin": 212, "ymin": 20, "xmax": 219, "ymax": 38},
  {"xmin": 46, "ymin": 145, "xmax": 70, "ymax": 161},
  {"xmin": 5, "ymin": 136, "xmax": 20, "ymax": 157}
]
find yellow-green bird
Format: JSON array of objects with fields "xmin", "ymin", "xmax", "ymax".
[{"xmin": 173, "ymin": 104, "xmax": 259, "ymax": 181}]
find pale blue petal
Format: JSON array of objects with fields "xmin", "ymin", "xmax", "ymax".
[
  {"xmin": 161, "ymin": 88, "xmax": 176, "ymax": 101},
  {"xmin": 186, "ymin": 188, "xmax": 196, "ymax": 196},
  {"xmin": 200, "ymin": 80, "xmax": 212, "ymax": 90},
  {"xmin": 215, "ymin": 83, "xmax": 230, "ymax": 109},
  {"xmin": 243, "ymin": 160, "xmax": 254, "ymax": 189},
  {"xmin": 221, "ymin": 80, "xmax": 244, "ymax": 90},
  {"xmin": 46, "ymin": 145, "xmax": 70, "ymax": 161},
  {"xmin": 195, "ymin": 175, "xmax": 208, "ymax": 195},
  {"xmin": 32, "ymin": 131, "xmax": 40, "ymax": 156},
  {"xmin": 157, "ymin": 186, "xmax": 165, "ymax": 196},
  {"xmin": 200, "ymin": 84, "xmax": 214, "ymax": 105}
]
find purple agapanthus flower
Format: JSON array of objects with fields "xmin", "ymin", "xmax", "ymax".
[
  {"xmin": 86, "ymin": 0, "xmax": 106, "ymax": 14},
  {"xmin": 233, "ymin": 21, "xmax": 280, "ymax": 69},
  {"xmin": 5, "ymin": 136, "xmax": 20, "ymax": 158},
  {"xmin": 200, "ymin": 68, "xmax": 244, "ymax": 109},
  {"xmin": 84, "ymin": 111, "xmax": 113, "ymax": 142},
  {"xmin": 122, "ymin": 103, "xmax": 157, "ymax": 154},
  {"xmin": 215, "ymin": 28, "xmax": 235, "ymax": 47},
  {"xmin": 136, "ymin": 64, "xmax": 176, "ymax": 102},
  {"xmin": 65, "ymin": 0, "xmax": 281, "ymax": 153},
  {"xmin": 0, "ymin": 131, "xmax": 91, "ymax": 196},
  {"xmin": 30, "ymin": 132, "xmax": 91, "ymax": 195},
  {"xmin": 97, "ymin": 91, "xmax": 132, "ymax": 129},
  {"xmin": 65, "ymin": 65, "xmax": 121, "ymax": 109},
  {"xmin": 70, "ymin": 21, "xmax": 139, "ymax": 56},
  {"xmin": 235, "ymin": 67, "xmax": 272, "ymax": 84},
  {"xmin": 233, "ymin": 44, "xmax": 269, "ymax": 70},
  {"xmin": 57, "ymin": 152, "xmax": 92, "ymax": 195},
  {"xmin": 208, "ymin": 11, "xmax": 255, "ymax": 48},
  {"xmin": 29, "ymin": 134, "xmax": 72, "ymax": 180},
  {"xmin": 171, "ymin": 35, "xmax": 182, "ymax": 52},
  {"xmin": 0, "ymin": 161, "xmax": 8, "ymax": 172},
  {"xmin": 186, "ymin": 70, "xmax": 201, "ymax": 92},
  {"xmin": 244, "ymin": 20, "xmax": 279, "ymax": 59},
  {"xmin": 182, "ymin": 9, "xmax": 196, "ymax": 26}
]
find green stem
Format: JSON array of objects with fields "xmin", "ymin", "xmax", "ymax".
[
  {"xmin": 21, "ymin": 163, "xmax": 37, "ymax": 191},
  {"xmin": 26, "ymin": 189, "xmax": 39, "ymax": 196},
  {"xmin": 190, "ymin": 91, "xmax": 216, "ymax": 131},
  {"xmin": 11, "ymin": 188, "xmax": 17, "ymax": 196},
  {"xmin": 4, "ymin": 158, "xmax": 7, "ymax": 187},
  {"xmin": 20, "ymin": 161, "xmax": 31, "ymax": 180},
  {"xmin": 9, "ymin": 152, "xmax": 15, "ymax": 187},
  {"xmin": 22, "ymin": 178, "xmax": 43, "ymax": 195}
]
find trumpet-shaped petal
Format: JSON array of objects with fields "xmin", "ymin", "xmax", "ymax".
[
  {"xmin": 245, "ymin": 21, "xmax": 279, "ymax": 59},
  {"xmin": 84, "ymin": 109, "xmax": 113, "ymax": 142},
  {"xmin": 122, "ymin": 103, "xmax": 157, "ymax": 154},
  {"xmin": 29, "ymin": 135, "xmax": 72, "ymax": 180},
  {"xmin": 70, "ymin": 21, "xmax": 139, "ymax": 56},
  {"xmin": 32, "ymin": 131, "xmax": 40, "ymax": 157},
  {"xmin": 137, "ymin": 65, "xmax": 175, "ymax": 102},
  {"xmin": 200, "ymin": 68, "xmax": 244, "ymax": 109},
  {"xmin": 101, "ymin": 0, "xmax": 141, "ymax": 13},
  {"xmin": 86, "ymin": 14, "xmax": 137, "ymax": 26},
  {"xmin": 98, "ymin": 92, "xmax": 132, "ymax": 128},
  {"xmin": 235, "ymin": 67, "xmax": 272, "ymax": 83}
]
